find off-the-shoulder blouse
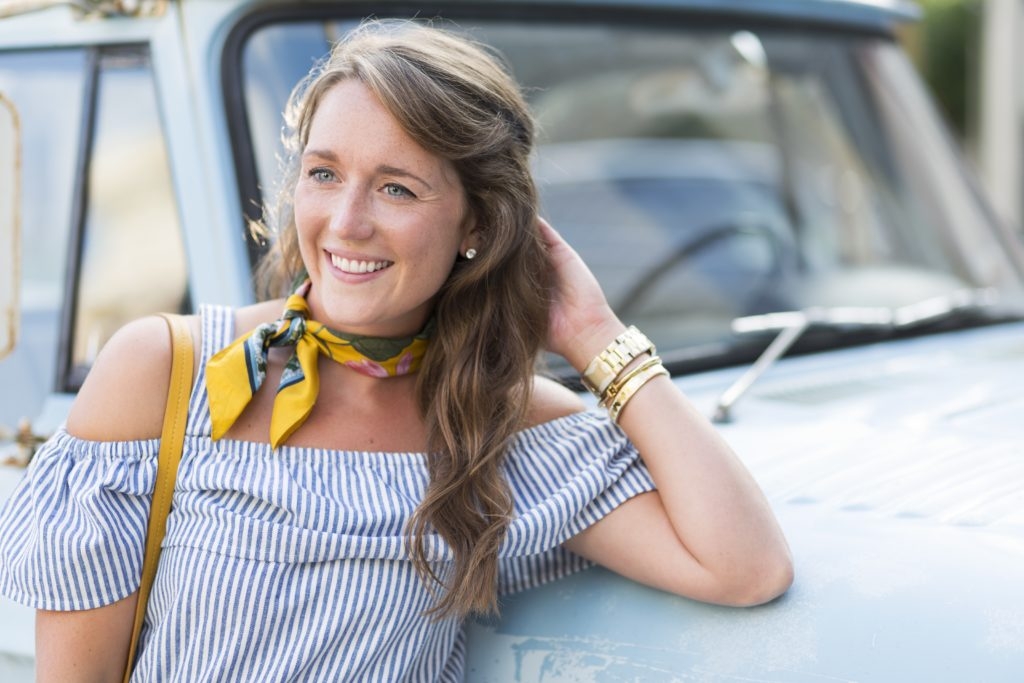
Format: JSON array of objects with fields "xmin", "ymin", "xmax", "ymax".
[{"xmin": 0, "ymin": 305, "xmax": 654, "ymax": 682}]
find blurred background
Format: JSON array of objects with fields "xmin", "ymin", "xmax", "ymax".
[{"xmin": 904, "ymin": 0, "xmax": 1024, "ymax": 232}]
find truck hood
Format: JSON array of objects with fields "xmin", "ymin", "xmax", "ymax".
[
  {"xmin": 466, "ymin": 321, "xmax": 1024, "ymax": 682},
  {"xmin": 697, "ymin": 319, "xmax": 1024, "ymax": 532}
]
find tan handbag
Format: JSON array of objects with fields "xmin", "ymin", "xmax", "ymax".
[{"xmin": 122, "ymin": 313, "xmax": 194, "ymax": 683}]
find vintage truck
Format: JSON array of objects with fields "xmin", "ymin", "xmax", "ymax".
[{"xmin": 1, "ymin": 0, "xmax": 1023, "ymax": 680}]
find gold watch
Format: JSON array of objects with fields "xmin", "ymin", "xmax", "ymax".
[{"xmin": 581, "ymin": 326, "xmax": 655, "ymax": 398}]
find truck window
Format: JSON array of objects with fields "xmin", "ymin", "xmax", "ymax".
[
  {"xmin": 67, "ymin": 48, "xmax": 188, "ymax": 389},
  {"xmin": 0, "ymin": 44, "xmax": 188, "ymax": 441},
  {"xmin": 229, "ymin": 15, "xmax": 1023, "ymax": 376},
  {"xmin": 0, "ymin": 49, "xmax": 85, "ymax": 431}
]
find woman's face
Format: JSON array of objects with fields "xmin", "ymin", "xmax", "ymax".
[{"xmin": 293, "ymin": 79, "xmax": 474, "ymax": 337}]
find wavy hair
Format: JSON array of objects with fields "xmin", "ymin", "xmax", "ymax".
[{"xmin": 255, "ymin": 20, "xmax": 551, "ymax": 618}]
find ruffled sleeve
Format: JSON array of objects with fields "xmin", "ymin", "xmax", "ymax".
[
  {"xmin": 498, "ymin": 410, "xmax": 655, "ymax": 596},
  {"xmin": 0, "ymin": 429, "xmax": 158, "ymax": 610}
]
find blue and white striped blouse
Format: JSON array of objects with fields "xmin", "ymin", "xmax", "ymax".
[{"xmin": 0, "ymin": 305, "xmax": 655, "ymax": 681}]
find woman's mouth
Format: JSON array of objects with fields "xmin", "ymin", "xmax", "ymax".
[{"xmin": 330, "ymin": 254, "xmax": 394, "ymax": 274}]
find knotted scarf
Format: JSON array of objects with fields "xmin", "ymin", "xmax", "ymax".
[{"xmin": 206, "ymin": 283, "xmax": 430, "ymax": 447}]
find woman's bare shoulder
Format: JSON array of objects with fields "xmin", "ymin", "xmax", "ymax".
[
  {"xmin": 65, "ymin": 315, "xmax": 191, "ymax": 442},
  {"xmin": 525, "ymin": 375, "xmax": 587, "ymax": 428},
  {"xmin": 63, "ymin": 301, "xmax": 284, "ymax": 442}
]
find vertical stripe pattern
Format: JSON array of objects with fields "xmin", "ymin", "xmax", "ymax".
[{"xmin": 0, "ymin": 304, "xmax": 656, "ymax": 681}]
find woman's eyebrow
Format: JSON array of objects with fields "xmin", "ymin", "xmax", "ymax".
[
  {"xmin": 377, "ymin": 165, "xmax": 434, "ymax": 192},
  {"xmin": 301, "ymin": 150, "xmax": 435, "ymax": 191},
  {"xmin": 302, "ymin": 148, "xmax": 339, "ymax": 162}
]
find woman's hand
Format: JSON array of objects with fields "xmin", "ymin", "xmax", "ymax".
[{"xmin": 537, "ymin": 217, "xmax": 627, "ymax": 370}]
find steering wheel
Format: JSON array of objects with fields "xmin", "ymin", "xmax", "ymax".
[{"xmin": 616, "ymin": 220, "xmax": 793, "ymax": 320}]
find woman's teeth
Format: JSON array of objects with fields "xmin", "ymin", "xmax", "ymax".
[{"xmin": 331, "ymin": 255, "xmax": 392, "ymax": 274}]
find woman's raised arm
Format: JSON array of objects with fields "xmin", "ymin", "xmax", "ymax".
[{"xmin": 540, "ymin": 218, "xmax": 793, "ymax": 606}]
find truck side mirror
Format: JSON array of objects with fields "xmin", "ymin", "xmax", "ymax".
[{"xmin": 0, "ymin": 93, "xmax": 18, "ymax": 361}]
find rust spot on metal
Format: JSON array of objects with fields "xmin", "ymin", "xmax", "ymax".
[
  {"xmin": 0, "ymin": 419, "xmax": 45, "ymax": 467},
  {"xmin": 0, "ymin": 0, "xmax": 167, "ymax": 21}
]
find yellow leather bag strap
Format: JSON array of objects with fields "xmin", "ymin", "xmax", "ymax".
[{"xmin": 123, "ymin": 313, "xmax": 194, "ymax": 683}]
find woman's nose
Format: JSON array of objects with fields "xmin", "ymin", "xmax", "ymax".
[{"xmin": 328, "ymin": 187, "xmax": 374, "ymax": 240}]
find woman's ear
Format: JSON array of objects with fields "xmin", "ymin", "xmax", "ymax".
[{"xmin": 460, "ymin": 227, "xmax": 482, "ymax": 259}]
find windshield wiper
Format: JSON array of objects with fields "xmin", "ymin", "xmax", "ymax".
[{"xmin": 712, "ymin": 288, "xmax": 1011, "ymax": 423}]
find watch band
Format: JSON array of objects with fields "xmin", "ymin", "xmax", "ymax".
[{"xmin": 581, "ymin": 325, "xmax": 655, "ymax": 398}]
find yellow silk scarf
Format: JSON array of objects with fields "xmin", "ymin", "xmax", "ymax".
[{"xmin": 205, "ymin": 285, "xmax": 430, "ymax": 448}]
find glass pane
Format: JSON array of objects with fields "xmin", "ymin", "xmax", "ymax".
[
  {"xmin": 237, "ymin": 18, "xmax": 1024, "ymax": 370},
  {"xmin": 71, "ymin": 50, "xmax": 188, "ymax": 383},
  {"xmin": 243, "ymin": 22, "xmax": 335, "ymax": 198},
  {"xmin": 0, "ymin": 49, "xmax": 84, "ymax": 427}
]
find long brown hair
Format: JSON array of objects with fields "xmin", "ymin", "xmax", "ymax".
[{"xmin": 256, "ymin": 20, "xmax": 551, "ymax": 618}]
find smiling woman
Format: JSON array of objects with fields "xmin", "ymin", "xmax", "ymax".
[
  {"xmin": 0, "ymin": 19, "xmax": 790, "ymax": 683},
  {"xmin": 292, "ymin": 80, "xmax": 474, "ymax": 338}
]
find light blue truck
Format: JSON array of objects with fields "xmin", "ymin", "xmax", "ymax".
[{"xmin": 1, "ymin": 0, "xmax": 1023, "ymax": 680}]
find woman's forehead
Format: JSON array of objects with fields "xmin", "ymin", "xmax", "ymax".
[{"xmin": 307, "ymin": 82, "xmax": 454, "ymax": 176}]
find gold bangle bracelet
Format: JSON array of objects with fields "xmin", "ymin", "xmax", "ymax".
[
  {"xmin": 603, "ymin": 362, "xmax": 669, "ymax": 423},
  {"xmin": 600, "ymin": 355, "xmax": 662, "ymax": 406},
  {"xmin": 580, "ymin": 326, "xmax": 655, "ymax": 398}
]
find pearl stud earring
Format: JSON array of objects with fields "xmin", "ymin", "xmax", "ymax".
[{"xmin": 464, "ymin": 248, "xmax": 477, "ymax": 260}]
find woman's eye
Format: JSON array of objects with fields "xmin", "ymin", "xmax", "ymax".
[
  {"xmin": 383, "ymin": 183, "xmax": 414, "ymax": 198},
  {"xmin": 309, "ymin": 168, "xmax": 334, "ymax": 182}
]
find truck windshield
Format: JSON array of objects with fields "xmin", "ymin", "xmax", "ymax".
[{"xmin": 235, "ymin": 17, "xmax": 1024, "ymax": 373}]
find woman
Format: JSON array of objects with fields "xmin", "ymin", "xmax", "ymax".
[{"xmin": 0, "ymin": 21, "xmax": 791, "ymax": 682}]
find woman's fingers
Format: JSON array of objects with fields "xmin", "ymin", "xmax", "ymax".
[{"xmin": 537, "ymin": 217, "xmax": 623, "ymax": 367}]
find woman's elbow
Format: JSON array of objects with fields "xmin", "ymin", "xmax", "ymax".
[{"xmin": 720, "ymin": 549, "xmax": 795, "ymax": 607}]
